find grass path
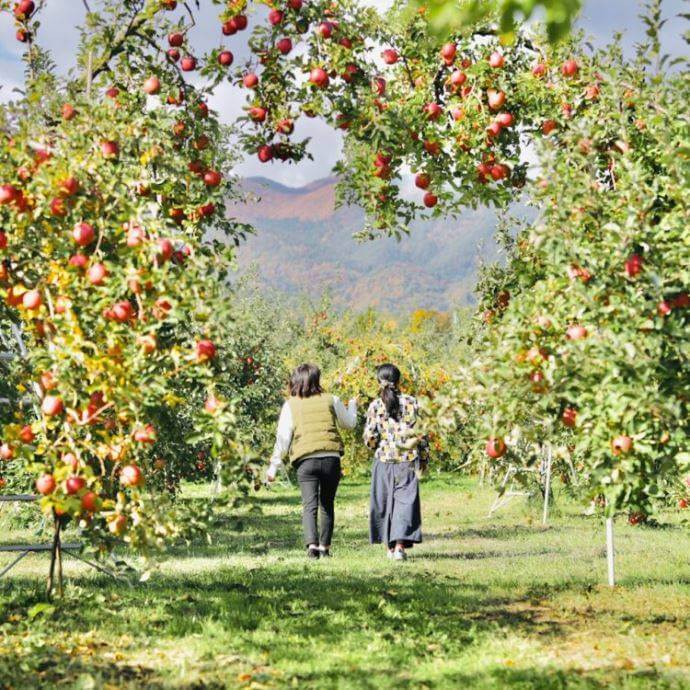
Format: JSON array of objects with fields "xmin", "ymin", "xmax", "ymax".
[{"xmin": 0, "ymin": 475, "xmax": 689, "ymax": 689}]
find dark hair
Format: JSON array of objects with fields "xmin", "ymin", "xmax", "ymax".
[
  {"xmin": 289, "ymin": 363, "xmax": 323, "ymax": 398},
  {"xmin": 377, "ymin": 363, "xmax": 401, "ymax": 421}
]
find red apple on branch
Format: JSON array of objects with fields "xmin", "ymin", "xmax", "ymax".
[
  {"xmin": 65, "ymin": 476, "xmax": 86, "ymax": 495},
  {"xmin": 120, "ymin": 464, "xmax": 144, "ymax": 487},
  {"xmin": 36, "ymin": 473, "xmax": 56, "ymax": 495},
  {"xmin": 41, "ymin": 395, "xmax": 63, "ymax": 417},
  {"xmin": 72, "ymin": 222, "xmax": 95, "ymax": 246},
  {"xmin": 415, "ymin": 173, "xmax": 430, "ymax": 189},
  {"xmin": 486, "ymin": 437, "xmax": 506, "ymax": 459},
  {"xmin": 611, "ymin": 435, "xmax": 633, "ymax": 455},
  {"xmin": 196, "ymin": 339, "xmax": 217, "ymax": 361},
  {"xmin": 143, "ymin": 76, "xmax": 161, "ymax": 95},
  {"xmin": 218, "ymin": 51, "xmax": 234, "ymax": 66}
]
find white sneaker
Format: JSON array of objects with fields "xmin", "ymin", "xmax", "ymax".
[
  {"xmin": 387, "ymin": 550, "xmax": 394, "ymax": 560},
  {"xmin": 393, "ymin": 549, "xmax": 407, "ymax": 561}
]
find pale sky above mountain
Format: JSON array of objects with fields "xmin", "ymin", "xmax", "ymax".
[{"xmin": 0, "ymin": 0, "xmax": 686, "ymax": 186}]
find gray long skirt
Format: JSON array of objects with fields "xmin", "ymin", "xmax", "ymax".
[{"xmin": 369, "ymin": 460, "xmax": 422, "ymax": 548}]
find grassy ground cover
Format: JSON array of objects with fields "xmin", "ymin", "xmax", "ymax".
[{"xmin": 0, "ymin": 475, "xmax": 688, "ymax": 689}]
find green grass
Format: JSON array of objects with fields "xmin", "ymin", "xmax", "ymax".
[{"xmin": 0, "ymin": 475, "xmax": 689, "ymax": 689}]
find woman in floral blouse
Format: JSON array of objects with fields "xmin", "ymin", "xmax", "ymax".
[{"xmin": 363, "ymin": 363, "xmax": 429, "ymax": 561}]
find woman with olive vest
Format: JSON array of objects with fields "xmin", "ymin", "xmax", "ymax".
[{"xmin": 266, "ymin": 363, "xmax": 357, "ymax": 559}]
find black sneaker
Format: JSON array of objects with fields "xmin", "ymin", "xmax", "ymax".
[{"xmin": 307, "ymin": 546, "xmax": 320, "ymax": 559}]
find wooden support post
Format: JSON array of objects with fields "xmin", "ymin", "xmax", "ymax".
[
  {"xmin": 606, "ymin": 516, "xmax": 616, "ymax": 587},
  {"xmin": 47, "ymin": 517, "xmax": 60, "ymax": 598},
  {"xmin": 542, "ymin": 444, "xmax": 552, "ymax": 526}
]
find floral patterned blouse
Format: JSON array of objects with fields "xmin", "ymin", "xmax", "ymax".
[{"xmin": 363, "ymin": 393, "xmax": 430, "ymax": 465}]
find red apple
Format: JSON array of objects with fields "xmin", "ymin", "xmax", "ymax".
[
  {"xmin": 157, "ymin": 237, "xmax": 174, "ymax": 262},
  {"xmin": 288, "ymin": 0, "xmax": 302, "ymax": 9},
  {"xmin": 679, "ymin": 499, "xmax": 688, "ymax": 509},
  {"xmin": 316, "ymin": 21, "xmax": 333, "ymax": 39},
  {"xmin": 381, "ymin": 49, "xmax": 399, "ymax": 64},
  {"xmin": 450, "ymin": 70, "xmax": 466, "ymax": 87},
  {"xmin": 87, "ymin": 262, "xmax": 107, "ymax": 285},
  {"xmin": 62, "ymin": 103, "xmax": 76, "ymax": 120},
  {"xmin": 138, "ymin": 334, "xmax": 157, "ymax": 354},
  {"xmin": 19, "ymin": 425, "xmax": 34, "ymax": 443},
  {"xmin": 268, "ymin": 8, "xmax": 284, "ymax": 24},
  {"xmin": 423, "ymin": 192, "xmax": 437, "ymax": 208},
  {"xmin": 60, "ymin": 177, "xmax": 79, "ymax": 196},
  {"xmin": 309, "ymin": 67, "xmax": 329, "ymax": 88},
  {"xmin": 218, "ymin": 50, "xmax": 234, "ymax": 66},
  {"xmin": 167, "ymin": 48, "xmax": 180, "ymax": 62},
  {"xmin": 658, "ymin": 300, "xmax": 672, "ymax": 316},
  {"xmin": 109, "ymin": 514, "xmax": 127, "ymax": 535},
  {"xmin": 249, "ymin": 106, "xmax": 267, "ymax": 122},
  {"xmin": 611, "ymin": 435, "xmax": 633, "ymax": 455},
  {"xmin": 0, "ymin": 443, "xmax": 14, "ymax": 460},
  {"xmin": 625, "ymin": 254, "xmax": 643, "ymax": 277},
  {"xmin": 143, "ymin": 76, "xmax": 161, "ymax": 95},
  {"xmin": 50, "ymin": 198, "xmax": 66, "ymax": 217},
  {"xmin": 41, "ymin": 395, "xmax": 63, "ymax": 417},
  {"xmin": 133, "ymin": 425, "xmax": 156, "ymax": 445},
  {"xmin": 489, "ymin": 51, "xmax": 505, "ymax": 68},
  {"xmin": 126, "ymin": 225, "xmax": 146, "ymax": 247},
  {"xmin": 120, "ymin": 464, "xmax": 144, "ymax": 487},
  {"xmin": 0, "ymin": 231, "xmax": 7, "ymax": 249},
  {"xmin": 14, "ymin": 0, "xmax": 35, "ymax": 19},
  {"xmin": 441, "ymin": 43, "xmax": 456, "ymax": 61},
  {"xmin": 72, "ymin": 222, "xmax": 95, "ymax": 246},
  {"xmin": 0, "ymin": 185, "xmax": 18, "ymax": 205},
  {"xmin": 65, "ymin": 475, "xmax": 85, "ymax": 495},
  {"xmin": 487, "ymin": 89, "xmax": 506, "ymax": 111},
  {"xmin": 16, "ymin": 28, "xmax": 29, "ymax": 42},
  {"xmin": 196, "ymin": 339, "xmax": 217, "ymax": 360},
  {"xmin": 22, "ymin": 289, "xmax": 41, "ymax": 310},
  {"xmin": 532, "ymin": 62, "xmax": 547, "ymax": 77},
  {"xmin": 496, "ymin": 112, "xmax": 514, "ymax": 127},
  {"xmin": 562, "ymin": 58, "xmax": 579, "ymax": 77},
  {"xmin": 81, "ymin": 491, "xmax": 99, "ymax": 512},
  {"xmin": 542, "ymin": 119, "xmax": 557, "ymax": 135},
  {"xmin": 243, "ymin": 72, "xmax": 259, "ymax": 88},
  {"xmin": 415, "ymin": 173, "xmax": 430, "ymax": 190},
  {"xmin": 181, "ymin": 56, "xmax": 197, "ymax": 71},
  {"xmin": 486, "ymin": 437, "xmax": 506, "ymax": 459},
  {"xmin": 258, "ymin": 144, "xmax": 273, "ymax": 162},
  {"xmin": 36, "ymin": 473, "xmax": 56, "ymax": 495},
  {"xmin": 276, "ymin": 38, "xmax": 292, "ymax": 55},
  {"xmin": 486, "ymin": 121, "xmax": 502, "ymax": 138},
  {"xmin": 204, "ymin": 394, "xmax": 220, "ymax": 414},
  {"xmin": 233, "ymin": 14, "xmax": 248, "ymax": 30},
  {"xmin": 100, "ymin": 140, "xmax": 119, "ymax": 157},
  {"xmin": 168, "ymin": 31, "xmax": 184, "ymax": 47},
  {"xmin": 112, "ymin": 301, "xmax": 133, "ymax": 322},
  {"xmin": 424, "ymin": 102, "xmax": 442, "ymax": 120},
  {"xmin": 276, "ymin": 119, "xmax": 294, "ymax": 134},
  {"xmin": 203, "ymin": 169, "xmax": 222, "ymax": 187},
  {"xmin": 566, "ymin": 324, "xmax": 588, "ymax": 340},
  {"xmin": 562, "ymin": 407, "xmax": 577, "ymax": 428}
]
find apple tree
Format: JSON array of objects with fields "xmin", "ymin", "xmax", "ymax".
[
  {"xmin": 0, "ymin": 0, "xmax": 263, "ymax": 591},
  {"xmin": 433, "ymin": 14, "xmax": 690, "ymax": 520}
]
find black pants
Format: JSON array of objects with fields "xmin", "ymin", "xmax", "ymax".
[{"xmin": 296, "ymin": 456, "xmax": 341, "ymax": 547}]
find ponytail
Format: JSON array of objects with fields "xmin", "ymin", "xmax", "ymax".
[{"xmin": 377, "ymin": 363, "xmax": 401, "ymax": 422}]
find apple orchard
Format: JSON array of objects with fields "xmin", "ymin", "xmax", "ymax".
[{"xmin": 0, "ymin": 0, "xmax": 688, "ymax": 584}]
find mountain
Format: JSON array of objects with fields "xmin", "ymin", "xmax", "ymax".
[{"xmin": 228, "ymin": 176, "xmax": 505, "ymax": 313}]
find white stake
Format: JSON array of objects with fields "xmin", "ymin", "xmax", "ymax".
[
  {"xmin": 542, "ymin": 444, "xmax": 552, "ymax": 525},
  {"xmin": 606, "ymin": 516, "xmax": 616, "ymax": 587}
]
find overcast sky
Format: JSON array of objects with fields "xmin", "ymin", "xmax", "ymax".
[{"xmin": 0, "ymin": 0, "xmax": 686, "ymax": 186}]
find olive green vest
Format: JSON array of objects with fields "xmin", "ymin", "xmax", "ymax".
[{"xmin": 288, "ymin": 394, "xmax": 343, "ymax": 463}]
